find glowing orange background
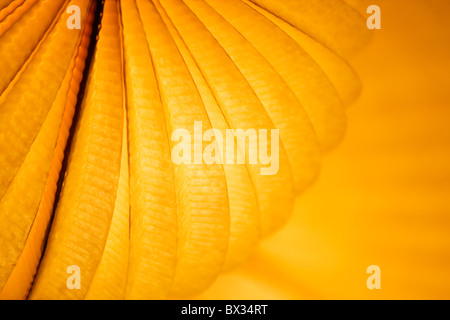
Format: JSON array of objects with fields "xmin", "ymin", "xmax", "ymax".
[{"xmin": 197, "ymin": 0, "xmax": 450, "ymax": 299}]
